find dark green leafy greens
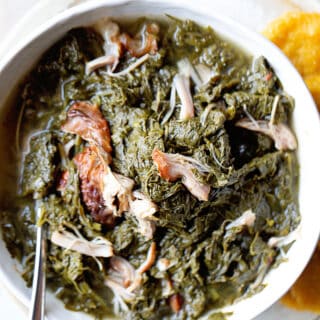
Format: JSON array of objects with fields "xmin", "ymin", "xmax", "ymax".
[
  {"xmin": 21, "ymin": 133, "xmax": 57, "ymax": 199},
  {"xmin": 0, "ymin": 17, "xmax": 299, "ymax": 320}
]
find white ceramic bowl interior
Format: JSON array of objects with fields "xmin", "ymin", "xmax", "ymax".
[{"xmin": 0, "ymin": 1, "xmax": 319, "ymax": 319}]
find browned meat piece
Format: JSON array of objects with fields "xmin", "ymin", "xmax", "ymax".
[
  {"xmin": 61, "ymin": 101, "xmax": 112, "ymax": 159},
  {"xmin": 152, "ymin": 148, "xmax": 210, "ymax": 201},
  {"xmin": 119, "ymin": 23, "xmax": 159, "ymax": 58},
  {"xmin": 74, "ymin": 146, "xmax": 115, "ymax": 226},
  {"xmin": 74, "ymin": 145, "xmax": 137, "ymax": 226},
  {"xmin": 169, "ymin": 293, "xmax": 183, "ymax": 313}
]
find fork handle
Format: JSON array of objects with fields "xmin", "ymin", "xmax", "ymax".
[{"xmin": 28, "ymin": 223, "xmax": 47, "ymax": 320}]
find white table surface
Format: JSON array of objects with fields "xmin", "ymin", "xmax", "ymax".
[{"xmin": 0, "ymin": 0, "xmax": 319, "ymax": 319}]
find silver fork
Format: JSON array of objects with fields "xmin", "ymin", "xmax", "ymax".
[{"xmin": 28, "ymin": 203, "xmax": 47, "ymax": 320}]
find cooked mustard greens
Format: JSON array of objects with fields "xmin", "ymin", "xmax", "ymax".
[{"xmin": 0, "ymin": 17, "xmax": 299, "ymax": 320}]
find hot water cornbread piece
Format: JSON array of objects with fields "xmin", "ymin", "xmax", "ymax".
[
  {"xmin": 281, "ymin": 244, "xmax": 320, "ymax": 313},
  {"xmin": 264, "ymin": 12, "xmax": 320, "ymax": 313},
  {"xmin": 264, "ymin": 12, "xmax": 320, "ymax": 112}
]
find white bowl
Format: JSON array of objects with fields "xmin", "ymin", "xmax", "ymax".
[{"xmin": 0, "ymin": 1, "xmax": 319, "ymax": 319}]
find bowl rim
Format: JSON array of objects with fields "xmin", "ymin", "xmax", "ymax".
[{"xmin": 0, "ymin": 1, "xmax": 319, "ymax": 319}]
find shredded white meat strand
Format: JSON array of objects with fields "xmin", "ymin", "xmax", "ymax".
[
  {"xmin": 243, "ymin": 105, "xmax": 260, "ymax": 128},
  {"xmin": 178, "ymin": 58, "xmax": 202, "ymax": 88},
  {"xmin": 226, "ymin": 209, "xmax": 256, "ymax": 230},
  {"xmin": 85, "ymin": 55, "xmax": 118, "ymax": 75},
  {"xmin": 270, "ymin": 95, "xmax": 280, "ymax": 125},
  {"xmin": 104, "ymin": 278, "xmax": 136, "ymax": 301},
  {"xmin": 173, "ymin": 74, "xmax": 194, "ymax": 120},
  {"xmin": 200, "ymin": 103, "xmax": 214, "ymax": 126},
  {"xmin": 86, "ymin": 20, "xmax": 122, "ymax": 73},
  {"xmin": 106, "ymin": 53, "xmax": 150, "ymax": 77},
  {"xmin": 161, "ymin": 84, "xmax": 176, "ymax": 125},
  {"xmin": 109, "ymin": 256, "xmax": 136, "ymax": 286},
  {"xmin": 137, "ymin": 242, "xmax": 157, "ymax": 274},
  {"xmin": 100, "ymin": 153, "xmax": 158, "ymax": 239},
  {"xmin": 51, "ymin": 230, "xmax": 113, "ymax": 257},
  {"xmin": 268, "ymin": 228, "xmax": 300, "ymax": 248},
  {"xmin": 170, "ymin": 152, "xmax": 211, "ymax": 173},
  {"xmin": 236, "ymin": 118, "xmax": 297, "ymax": 151},
  {"xmin": 156, "ymin": 258, "xmax": 171, "ymax": 272},
  {"xmin": 129, "ymin": 191, "xmax": 158, "ymax": 239},
  {"xmin": 195, "ymin": 63, "xmax": 216, "ymax": 85},
  {"xmin": 105, "ymin": 242, "xmax": 157, "ymax": 303},
  {"xmin": 102, "ymin": 167, "xmax": 135, "ymax": 216}
]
